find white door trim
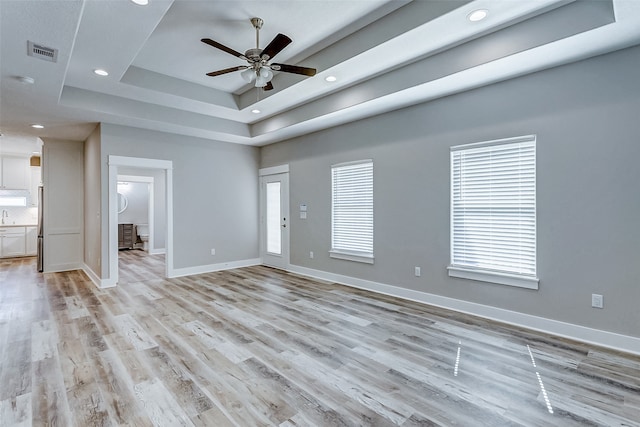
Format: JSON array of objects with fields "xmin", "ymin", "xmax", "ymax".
[
  {"xmin": 259, "ymin": 164, "xmax": 289, "ymax": 176},
  {"xmin": 107, "ymin": 156, "xmax": 173, "ymax": 286}
]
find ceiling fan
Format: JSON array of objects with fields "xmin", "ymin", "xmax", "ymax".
[{"xmin": 201, "ymin": 17, "xmax": 317, "ymax": 91}]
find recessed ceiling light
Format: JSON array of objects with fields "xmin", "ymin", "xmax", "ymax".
[
  {"xmin": 94, "ymin": 69, "xmax": 109, "ymax": 76},
  {"xmin": 17, "ymin": 76, "xmax": 35, "ymax": 84},
  {"xmin": 325, "ymin": 76, "xmax": 337, "ymax": 82},
  {"xmin": 130, "ymin": 0, "xmax": 149, "ymax": 5},
  {"xmin": 31, "ymin": 124, "xmax": 44, "ymax": 129},
  {"xmin": 251, "ymin": 109, "xmax": 261, "ymax": 114},
  {"xmin": 468, "ymin": 9, "xmax": 488, "ymax": 22}
]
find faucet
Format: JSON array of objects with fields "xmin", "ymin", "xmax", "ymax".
[{"xmin": 1, "ymin": 210, "xmax": 7, "ymax": 225}]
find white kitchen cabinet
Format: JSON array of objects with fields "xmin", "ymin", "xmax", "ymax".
[
  {"xmin": 26, "ymin": 226, "xmax": 38, "ymax": 255},
  {"xmin": 0, "ymin": 227, "xmax": 27, "ymax": 257},
  {"xmin": 1, "ymin": 156, "xmax": 29, "ymax": 189}
]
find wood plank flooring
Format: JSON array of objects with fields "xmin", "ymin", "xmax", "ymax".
[{"xmin": 1, "ymin": 251, "xmax": 639, "ymax": 426}]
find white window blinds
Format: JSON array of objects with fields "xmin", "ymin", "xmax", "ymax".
[
  {"xmin": 450, "ymin": 136, "xmax": 537, "ymax": 286},
  {"xmin": 331, "ymin": 160, "xmax": 374, "ymax": 263}
]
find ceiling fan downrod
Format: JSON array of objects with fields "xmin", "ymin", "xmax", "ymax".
[
  {"xmin": 251, "ymin": 17, "xmax": 263, "ymax": 49},
  {"xmin": 245, "ymin": 17, "xmax": 265, "ymax": 63}
]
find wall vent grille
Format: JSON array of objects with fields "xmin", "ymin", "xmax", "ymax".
[{"xmin": 27, "ymin": 41, "xmax": 58, "ymax": 63}]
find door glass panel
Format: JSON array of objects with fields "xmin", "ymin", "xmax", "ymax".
[{"xmin": 266, "ymin": 181, "xmax": 281, "ymax": 254}]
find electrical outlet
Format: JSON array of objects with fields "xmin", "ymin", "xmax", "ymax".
[
  {"xmin": 415, "ymin": 266, "xmax": 421, "ymax": 277},
  {"xmin": 210, "ymin": 248, "xmax": 216, "ymax": 255},
  {"xmin": 591, "ymin": 294, "xmax": 603, "ymax": 309},
  {"xmin": 309, "ymin": 251, "xmax": 314, "ymax": 259}
]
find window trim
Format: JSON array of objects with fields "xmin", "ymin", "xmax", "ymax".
[
  {"xmin": 329, "ymin": 249, "xmax": 375, "ymax": 264},
  {"xmin": 330, "ymin": 159, "xmax": 374, "ymax": 264},
  {"xmin": 447, "ymin": 266, "xmax": 539, "ymax": 289},
  {"xmin": 449, "ymin": 135, "xmax": 539, "ymax": 289}
]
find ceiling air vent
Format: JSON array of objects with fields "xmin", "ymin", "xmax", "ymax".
[{"xmin": 27, "ymin": 41, "xmax": 58, "ymax": 63}]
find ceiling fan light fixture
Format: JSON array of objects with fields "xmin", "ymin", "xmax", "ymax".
[
  {"xmin": 241, "ymin": 68, "xmax": 256, "ymax": 83},
  {"xmin": 259, "ymin": 67, "xmax": 273, "ymax": 80},
  {"xmin": 254, "ymin": 66, "xmax": 274, "ymax": 87},
  {"xmin": 255, "ymin": 75, "xmax": 268, "ymax": 88}
]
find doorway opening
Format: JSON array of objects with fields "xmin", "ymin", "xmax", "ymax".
[
  {"xmin": 107, "ymin": 156, "xmax": 173, "ymax": 286},
  {"xmin": 116, "ymin": 173, "xmax": 166, "ymax": 283}
]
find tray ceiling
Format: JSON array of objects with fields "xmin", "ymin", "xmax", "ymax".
[{"xmin": 1, "ymin": 0, "xmax": 639, "ymax": 147}]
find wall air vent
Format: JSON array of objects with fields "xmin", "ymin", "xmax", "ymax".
[{"xmin": 27, "ymin": 41, "xmax": 58, "ymax": 63}]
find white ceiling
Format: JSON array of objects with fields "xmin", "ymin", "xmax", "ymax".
[{"xmin": 1, "ymin": 0, "xmax": 640, "ymax": 152}]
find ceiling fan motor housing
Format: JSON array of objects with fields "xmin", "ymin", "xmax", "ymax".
[{"xmin": 245, "ymin": 48, "xmax": 263, "ymax": 63}]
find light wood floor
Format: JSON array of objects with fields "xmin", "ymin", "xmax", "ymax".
[{"xmin": 1, "ymin": 252, "xmax": 639, "ymax": 426}]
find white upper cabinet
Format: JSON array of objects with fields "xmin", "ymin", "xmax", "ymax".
[{"xmin": 0, "ymin": 156, "xmax": 29, "ymax": 189}]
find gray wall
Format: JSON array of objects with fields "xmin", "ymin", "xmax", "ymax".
[
  {"xmin": 100, "ymin": 124, "xmax": 260, "ymax": 271},
  {"xmin": 117, "ymin": 181, "xmax": 149, "ymax": 226},
  {"xmin": 260, "ymin": 45, "xmax": 640, "ymax": 338},
  {"xmin": 42, "ymin": 138, "xmax": 84, "ymax": 272},
  {"xmin": 84, "ymin": 125, "xmax": 101, "ymax": 276}
]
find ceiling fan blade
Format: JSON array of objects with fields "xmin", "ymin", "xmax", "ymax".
[
  {"xmin": 206, "ymin": 66, "xmax": 245, "ymax": 77},
  {"xmin": 263, "ymin": 81, "xmax": 274, "ymax": 91},
  {"xmin": 201, "ymin": 38, "xmax": 247, "ymax": 60},
  {"xmin": 260, "ymin": 33, "xmax": 292, "ymax": 61},
  {"xmin": 271, "ymin": 63, "xmax": 317, "ymax": 77}
]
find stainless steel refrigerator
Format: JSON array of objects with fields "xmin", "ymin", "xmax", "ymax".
[{"xmin": 37, "ymin": 186, "xmax": 44, "ymax": 272}]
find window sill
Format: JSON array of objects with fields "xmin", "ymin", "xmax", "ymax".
[
  {"xmin": 329, "ymin": 250, "xmax": 374, "ymax": 264},
  {"xmin": 447, "ymin": 266, "xmax": 539, "ymax": 290}
]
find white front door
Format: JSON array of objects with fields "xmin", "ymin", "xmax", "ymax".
[{"xmin": 260, "ymin": 172, "xmax": 289, "ymax": 270}]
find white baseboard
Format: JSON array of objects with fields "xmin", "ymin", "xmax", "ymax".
[
  {"xmin": 149, "ymin": 248, "xmax": 166, "ymax": 255},
  {"xmin": 44, "ymin": 262, "xmax": 83, "ymax": 274},
  {"xmin": 82, "ymin": 257, "xmax": 260, "ymax": 288},
  {"xmin": 287, "ymin": 264, "xmax": 640, "ymax": 356},
  {"xmin": 81, "ymin": 264, "xmax": 117, "ymax": 289},
  {"xmin": 169, "ymin": 258, "xmax": 261, "ymax": 278},
  {"xmin": 81, "ymin": 264, "xmax": 101, "ymax": 288},
  {"xmin": 98, "ymin": 275, "xmax": 117, "ymax": 288}
]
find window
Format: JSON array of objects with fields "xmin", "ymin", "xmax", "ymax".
[
  {"xmin": 0, "ymin": 196, "xmax": 27, "ymax": 207},
  {"xmin": 266, "ymin": 181, "xmax": 282, "ymax": 254},
  {"xmin": 330, "ymin": 160, "xmax": 374, "ymax": 264},
  {"xmin": 449, "ymin": 135, "xmax": 538, "ymax": 289}
]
